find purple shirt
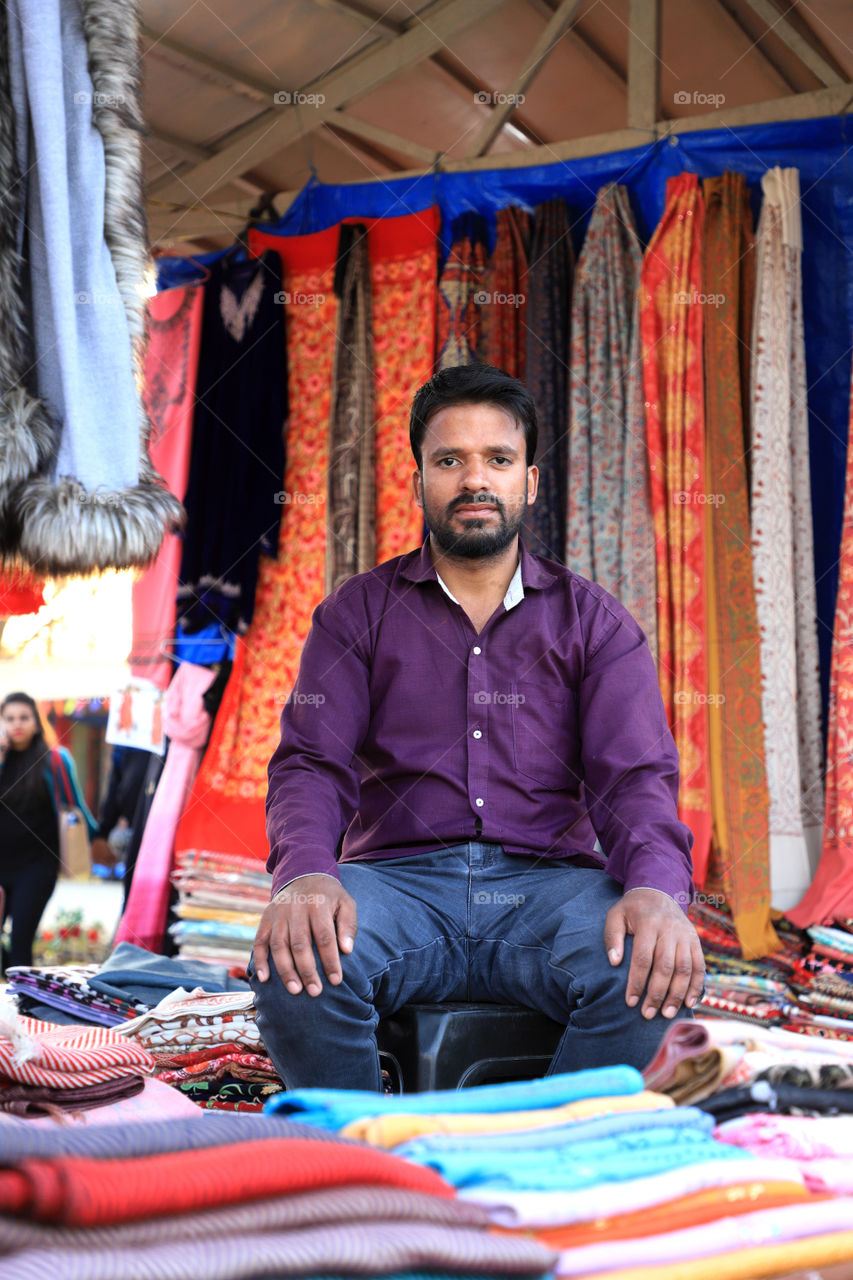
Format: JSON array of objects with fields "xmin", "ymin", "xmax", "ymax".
[{"xmin": 266, "ymin": 539, "xmax": 694, "ymax": 907}]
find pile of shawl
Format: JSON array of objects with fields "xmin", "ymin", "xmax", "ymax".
[
  {"xmin": 115, "ymin": 987, "xmax": 284, "ymax": 1112},
  {"xmin": 692, "ymin": 902, "xmax": 853, "ymax": 1041},
  {"xmin": 266, "ymin": 1066, "xmax": 853, "ymax": 1279},
  {"xmin": 0, "ymin": 1003, "xmax": 154, "ymax": 1119},
  {"xmin": 0, "ymin": 1112, "xmax": 554, "ymax": 1280},
  {"xmin": 5, "ymin": 963, "xmax": 147, "ymax": 1027},
  {"xmin": 169, "ymin": 848, "xmax": 270, "ymax": 968}
]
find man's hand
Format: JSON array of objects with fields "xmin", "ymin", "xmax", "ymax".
[
  {"xmin": 252, "ymin": 874, "xmax": 358, "ymax": 997},
  {"xmin": 604, "ymin": 888, "xmax": 704, "ymax": 1020}
]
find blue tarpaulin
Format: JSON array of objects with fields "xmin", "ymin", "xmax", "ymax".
[{"xmin": 157, "ymin": 113, "xmax": 853, "ymax": 708}]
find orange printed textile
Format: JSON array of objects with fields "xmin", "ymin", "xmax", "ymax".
[
  {"xmin": 789, "ymin": 347, "xmax": 853, "ymax": 926},
  {"xmin": 175, "ymin": 212, "xmax": 438, "ymax": 859},
  {"xmin": 639, "ymin": 173, "xmax": 711, "ymax": 881}
]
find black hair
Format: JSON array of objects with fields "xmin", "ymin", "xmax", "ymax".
[
  {"xmin": 0, "ymin": 691, "xmax": 50, "ymax": 808},
  {"xmin": 409, "ymin": 363, "xmax": 538, "ymax": 469}
]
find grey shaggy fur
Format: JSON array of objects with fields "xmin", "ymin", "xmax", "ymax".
[{"xmin": 1, "ymin": 0, "xmax": 184, "ymax": 576}]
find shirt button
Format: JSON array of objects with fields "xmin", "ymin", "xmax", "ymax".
[
  {"xmin": 475, "ymin": 797, "xmax": 484, "ymax": 807},
  {"xmin": 473, "ymin": 730, "xmax": 482, "ymax": 739},
  {"xmin": 472, "ymin": 646, "xmax": 482, "ymax": 655}
]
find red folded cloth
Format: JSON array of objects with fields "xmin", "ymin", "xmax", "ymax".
[{"xmin": 0, "ymin": 1137, "xmax": 454, "ymax": 1225}]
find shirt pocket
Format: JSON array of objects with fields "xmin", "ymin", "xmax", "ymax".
[{"xmin": 511, "ymin": 680, "xmax": 580, "ymax": 791}]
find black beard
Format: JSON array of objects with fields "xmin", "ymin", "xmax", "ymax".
[{"xmin": 425, "ymin": 494, "xmax": 525, "ymax": 560}]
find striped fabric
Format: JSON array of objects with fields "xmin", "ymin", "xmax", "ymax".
[
  {"xmin": 0, "ymin": 1015, "xmax": 154, "ymax": 1089},
  {"xmin": 0, "ymin": 1113, "xmax": 350, "ymax": 1162},
  {"xmin": 0, "ymin": 1222, "xmax": 556, "ymax": 1280},
  {"xmin": 0, "ymin": 1187, "xmax": 494, "ymax": 1252},
  {"xmin": 0, "ymin": 1138, "xmax": 454, "ymax": 1226}
]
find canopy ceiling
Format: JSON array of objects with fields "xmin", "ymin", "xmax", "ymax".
[{"xmin": 142, "ymin": 0, "xmax": 853, "ymax": 253}]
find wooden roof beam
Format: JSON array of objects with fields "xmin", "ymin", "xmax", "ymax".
[
  {"xmin": 627, "ymin": 0, "xmax": 661, "ymax": 133},
  {"xmin": 141, "ymin": 24, "xmax": 274, "ymax": 103},
  {"xmin": 742, "ymin": 0, "xmax": 844, "ymax": 86},
  {"xmin": 467, "ymin": 0, "xmax": 586, "ymax": 157},
  {"xmin": 714, "ymin": 0, "xmax": 802, "ymax": 93},
  {"xmin": 327, "ymin": 112, "xmax": 440, "ymax": 166}
]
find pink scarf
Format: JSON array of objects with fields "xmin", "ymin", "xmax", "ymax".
[{"xmin": 115, "ymin": 662, "xmax": 216, "ymax": 953}]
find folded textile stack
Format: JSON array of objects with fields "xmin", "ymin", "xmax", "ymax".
[
  {"xmin": 266, "ymin": 1066, "xmax": 853, "ymax": 1278},
  {"xmin": 0, "ymin": 1112, "xmax": 555, "ymax": 1280},
  {"xmin": 643, "ymin": 1017, "xmax": 853, "ymax": 1115},
  {"xmin": 116, "ymin": 986, "xmax": 284, "ymax": 1112},
  {"xmin": 0, "ymin": 1002, "xmax": 155, "ymax": 1120},
  {"xmin": 170, "ymin": 849, "xmax": 272, "ymax": 967},
  {"xmin": 6, "ymin": 964, "xmax": 148, "ymax": 1027}
]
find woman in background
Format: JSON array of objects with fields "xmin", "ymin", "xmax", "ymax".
[{"xmin": 0, "ymin": 691, "xmax": 96, "ymax": 971}]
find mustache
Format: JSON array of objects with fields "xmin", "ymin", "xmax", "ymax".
[{"xmin": 449, "ymin": 494, "xmax": 504, "ymax": 512}]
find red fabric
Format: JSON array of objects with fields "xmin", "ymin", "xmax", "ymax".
[
  {"xmin": 639, "ymin": 172, "xmax": 712, "ymax": 880},
  {"xmin": 130, "ymin": 286, "xmax": 204, "ymax": 689},
  {"xmin": 0, "ymin": 569, "xmax": 46, "ymax": 616},
  {"xmin": 175, "ymin": 212, "xmax": 437, "ymax": 859},
  {"xmin": 0, "ymin": 1137, "xmax": 452, "ymax": 1225}
]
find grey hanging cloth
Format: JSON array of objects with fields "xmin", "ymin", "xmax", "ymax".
[
  {"xmin": 325, "ymin": 223, "xmax": 376, "ymax": 594},
  {"xmin": 0, "ymin": 0, "xmax": 182, "ymax": 574},
  {"xmin": 523, "ymin": 197, "xmax": 574, "ymax": 562}
]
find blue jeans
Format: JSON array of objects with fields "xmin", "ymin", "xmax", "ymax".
[{"xmin": 250, "ymin": 842, "xmax": 686, "ymax": 1090}]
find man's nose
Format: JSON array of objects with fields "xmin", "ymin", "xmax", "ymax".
[{"xmin": 460, "ymin": 461, "xmax": 490, "ymax": 488}]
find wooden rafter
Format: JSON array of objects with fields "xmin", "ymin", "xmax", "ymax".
[
  {"xmin": 714, "ymin": 0, "xmax": 802, "ymax": 93},
  {"xmin": 326, "ymin": 112, "xmax": 440, "ymax": 166},
  {"xmin": 627, "ymin": 0, "xmax": 661, "ymax": 132},
  {"xmin": 743, "ymin": 0, "xmax": 844, "ymax": 86},
  {"xmin": 466, "ymin": 0, "xmax": 586, "ymax": 157},
  {"xmin": 147, "ymin": 0, "xmax": 511, "ymax": 207}
]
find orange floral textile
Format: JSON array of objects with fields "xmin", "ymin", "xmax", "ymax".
[
  {"xmin": 639, "ymin": 173, "xmax": 711, "ymax": 882},
  {"xmin": 175, "ymin": 212, "xmax": 438, "ymax": 859},
  {"xmin": 701, "ymin": 173, "xmax": 778, "ymax": 957},
  {"xmin": 789, "ymin": 346, "xmax": 853, "ymax": 926}
]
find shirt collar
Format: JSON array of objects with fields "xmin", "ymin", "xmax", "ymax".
[{"xmin": 400, "ymin": 537, "xmax": 559, "ymax": 596}]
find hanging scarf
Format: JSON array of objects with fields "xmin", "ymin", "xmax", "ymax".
[
  {"xmin": 749, "ymin": 167, "xmax": 824, "ymax": 913},
  {"xmin": 524, "ymin": 197, "xmax": 573, "ymax": 561},
  {"xmin": 567, "ymin": 182, "xmax": 656, "ymax": 655},
  {"xmin": 701, "ymin": 172, "xmax": 778, "ymax": 957},
  {"xmin": 326, "ymin": 224, "xmax": 376, "ymax": 594},
  {"xmin": 639, "ymin": 172, "xmax": 711, "ymax": 876},
  {"xmin": 0, "ymin": 0, "xmax": 182, "ymax": 574},
  {"xmin": 115, "ymin": 661, "xmax": 216, "ymax": 953},
  {"xmin": 175, "ymin": 211, "xmax": 438, "ymax": 859},
  {"xmin": 130, "ymin": 285, "xmax": 204, "ymax": 689},
  {"xmin": 478, "ymin": 206, "xmax": 530, "ymax": 379},
  {"xmin": 177, "ymin": 251, "xmax": 287, "ymax": 636},
  {"xmin": 788, "ymin": 349, "xmax": 853, "ymax": 927},
  {"xmin": 435, "ymin": 214, "xmax": 487, "ymax": 369}
]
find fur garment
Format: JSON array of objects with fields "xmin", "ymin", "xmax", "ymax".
[{"xmin": 0, "ymin": 0, "xmax": 183, "ymax": 575}]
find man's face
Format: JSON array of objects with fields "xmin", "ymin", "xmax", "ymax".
[{"xmin": 412, "ymin": 402, "xmax": 538, "ymax": 559}]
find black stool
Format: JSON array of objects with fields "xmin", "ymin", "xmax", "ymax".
[{"xmin": 377, "ymin": 1002, "xmax": 564, "ymax": 1093}]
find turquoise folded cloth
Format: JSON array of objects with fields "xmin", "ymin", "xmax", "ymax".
[
  {"xmin": 391, "ymin": 1104, "xmax": 714, "ymax": 1157},
  {"xmin": 264, "ymin": 1065, "xmax": 644, "ymax": 1129},
  {"xmin": 394, "ymin": 1124, "xmax": 751, "ymax": 1191}
]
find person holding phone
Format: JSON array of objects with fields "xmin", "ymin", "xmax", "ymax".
[{"xmin": 0, "ymin": 692, "xmax": 96, "ymax": 971}]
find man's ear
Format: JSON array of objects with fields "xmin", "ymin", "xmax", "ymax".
[
  {"xmin": 526, "ymin": 464, "xmax": 539, "ymax": 506},
  {"xmin": 412, "ymin": 468, "xmax": 424, "ymax": 509}
]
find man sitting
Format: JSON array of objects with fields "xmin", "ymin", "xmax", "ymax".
[{"xmin": 251, "ymin": 363, "xmax": 704, "ymax": 1090}]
